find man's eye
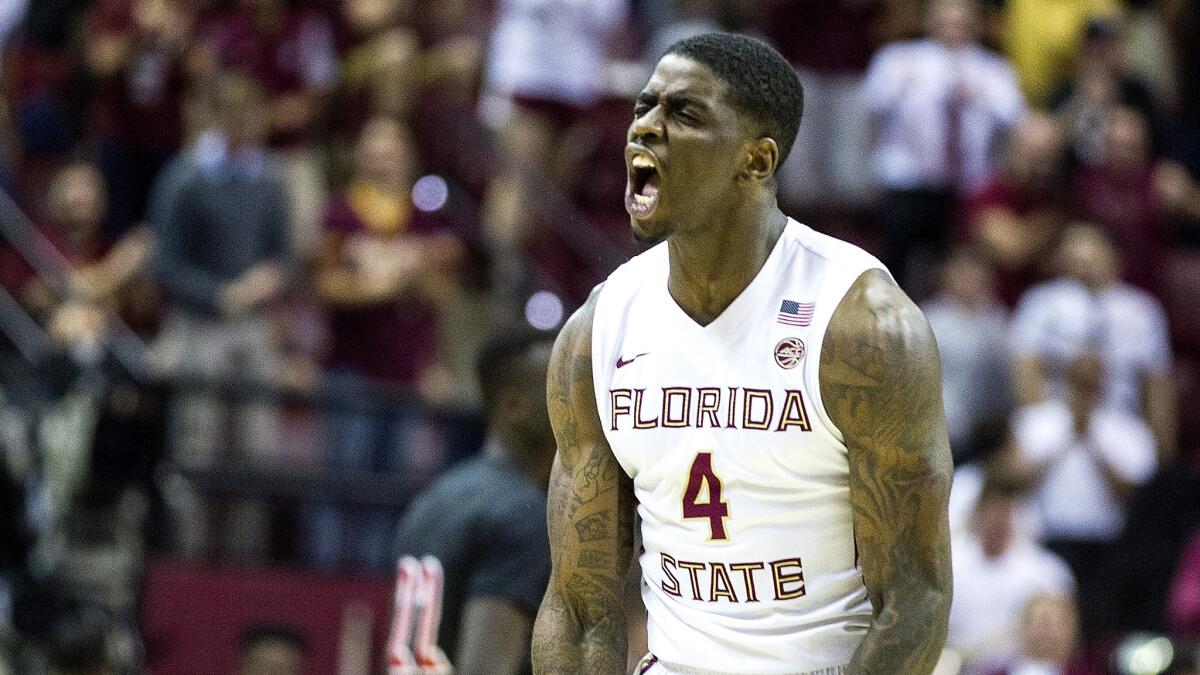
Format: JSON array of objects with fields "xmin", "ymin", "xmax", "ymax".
[{"xmin": 677, "ymin": 111, "xmax": 699, "ymax": 123}]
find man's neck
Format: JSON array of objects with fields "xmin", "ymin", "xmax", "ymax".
[
  {"xmin": 1068, "ymin": 397, "xmax": 1094, "ymax": 436},
  {"xmin": 948, "ymin": 293, "xmax": 992, "ymax": 314},
  {"xmin": 483, "ymin": 434, "xmax": 549, "ymax": 488},
  {"xmin": 1081, "ymin": 277, "xmax": 1116, "ymax": 293},
  {"xmin": 665, "ymin": 197, "xmax": 786, "ymax": 326}
]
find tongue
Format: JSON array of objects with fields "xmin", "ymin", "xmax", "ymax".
[{"xmin": 640, "ymin": 173, "xmax": 660, "ymax": 198}]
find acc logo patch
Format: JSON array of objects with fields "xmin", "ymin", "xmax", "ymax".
[{"xmin": 774, "ymin": 337, "xmax": 805, "ymax": 370}]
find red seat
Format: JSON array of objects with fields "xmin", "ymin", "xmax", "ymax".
[{"xmin": 140, "ymin": 558, "xmax": 392, "ymax": 674}]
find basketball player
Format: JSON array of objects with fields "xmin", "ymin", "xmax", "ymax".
[
  {"xmin": 395, "ymin": 328, "xmax": 557, "ymax": 675},
  {"xmin": 532, "ymin": 34, "xmax": 953, "ymax": 675}
]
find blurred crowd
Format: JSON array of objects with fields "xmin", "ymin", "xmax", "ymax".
[{"xmin": 0, "ymin": 0, "xmax": 1198, "ymax": 672}]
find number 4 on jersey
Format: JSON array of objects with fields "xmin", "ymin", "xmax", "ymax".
[{"xmin": 683, "ymin": 451, "xmax": 730, "ymax": 540}]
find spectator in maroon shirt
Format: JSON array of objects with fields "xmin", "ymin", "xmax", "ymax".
[
  {"xmin": 194, "ymin": 0, "xmax": 337, "ymax": 149},
  {"xmin": 306, "ymin": 116, "xmax": 463, "ymax": 570},
  {"xmin": 334, "ymin": 0, "xmax": 418, "ymax": 132},
  {"xmin": 334, "ymin": 0, "xmax": 487, "ymax": 177},
  {"xmin": 82, "ymin": 0, "xmax": 193, "ymax": 238},
  {"xmin": 963, "ymin": 113, "xmax": 1071, "ymax": 306},
  {"xmin": 316, "ymin": 120, "xmax": 460, "ymax": 385},
  {"xmin": 405, "ymin": 0, "xmax": 492, "ymax": 202},
  {"xmin": 2, "ymin": 23, "xmax": 85, "ymax": 205},
  {"xmin": 0, "ymin": 162, "xmax": 155, "ymax": 348},
  {"xmin": 1072, "ymin": 104, "xmax": 1165, "ymax": 291}
]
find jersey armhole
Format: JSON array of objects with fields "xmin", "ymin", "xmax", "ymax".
[
  {"xmin": 805, "ymin": 326, "xmax": 845, "ymax": 445},
  {"xmin": 590, "ymin": 281, "xmax": 641, "ymax": 481}
]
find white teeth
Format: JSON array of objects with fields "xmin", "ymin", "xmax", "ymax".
[
  {"xmin": 634, "ymin": 193, "xmax": 652, "ymax": 204},
  {"xmin": 631, "ymin": 155, "xmax": 655, "ymax": 169}
]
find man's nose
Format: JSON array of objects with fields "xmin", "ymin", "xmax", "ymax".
[{"xmin": 629, "ymin": 108, "xmax": 664, "ymax": 144}]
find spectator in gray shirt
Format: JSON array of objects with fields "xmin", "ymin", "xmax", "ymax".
[
  {"xmin": 922, "ymin": 247, "xmax": 1012, "ymax": 463},
  {"xmin": 148, "ymin": 73, "xmax": 289, "ymax": 562}
]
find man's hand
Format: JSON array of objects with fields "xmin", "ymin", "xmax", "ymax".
[
  {"xmin": 820, "ymin": 270, "xmax": 954, "ymax": 675},
  {"xmin": 47, "ymin": 301, "xmax": 107, "ymax": 348},
  {"xmin": 1155, "ymin": 160, "xmax": 1200, "ymax": 220},
  {"xmin": 219, "ymin": 263, "xmax": 284, "ymax": 318},
  {"xmin": 532, "ymin": 285, "xmax": 635, "ymax": 675},
  {"xmin": 345, "ymin": 234, "xmax": 462, "ymax": 300}
]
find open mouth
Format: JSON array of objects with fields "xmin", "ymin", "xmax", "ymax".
[{"xmin": 625, "ymin": 153, "xmax": 661, "ymax": 217}]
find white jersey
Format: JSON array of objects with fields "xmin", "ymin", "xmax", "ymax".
[{"xmin": 592, "ymin": 219, "xmax": 886, "ymax": 674}]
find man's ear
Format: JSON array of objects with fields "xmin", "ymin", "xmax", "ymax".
[{"xmin": 741, "ymin": 137, "xmax": 779, "ymax": 182}]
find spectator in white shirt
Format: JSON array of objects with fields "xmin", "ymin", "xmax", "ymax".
[
  {"xmin": 862, "ymin": 0, "xmax": 1025, "ymax": 291},
  {"xmin": 1014, "ymin": 350, "xmax": 1157, "ymax": 634},
  {"xmin": 485, "ymin": 0, "xmax": 627, "ymax": 112},
  {"xmin": 481, "ymin": 0, "xmax": 628, "ymax": 297},
  {"xmin": 922, "ymin": 247, "xmax": 1012, "ymax": 462},
  {"xmin": 948, "ymin": 468, "xmax": 1077, "ymax": 675},
  {"xmin": 1011, "ymin": 223, "xmax": 1177, "ymax": 460}
]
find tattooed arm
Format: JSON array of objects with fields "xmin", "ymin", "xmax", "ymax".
[
  {"xmin": 820, "ymin": 270, "xmax": 954, "ymax": 675},
  {"xmin": 532, "ymin": 287, "xmax": 636, "ymax": 675}
]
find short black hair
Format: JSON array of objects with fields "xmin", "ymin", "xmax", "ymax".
[
  {"xmin": 476, "ymin": 326, "xmax": 555, "ymax": 415},
  {"xmin": 665, "ymin": 32, "xmax": 804, "ymax": 167},
  {"xmin": 240, "ymin": 624, "xmax": 308, "ymax": 655}
]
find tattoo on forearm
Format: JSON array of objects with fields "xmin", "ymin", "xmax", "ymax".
[
  {"xmin": 820, "ymin": 271, "xmax": 954, "ymax": 675},
  {"xmin": 533, "ymin": 290, "xmax": 634, "ymax": 675}
]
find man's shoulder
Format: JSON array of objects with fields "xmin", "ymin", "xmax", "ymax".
[
  {"xmin": 1092, "ymin": 407, "xmax": 1154, "ymax": 442},
  {"xmin": 1011, "ymin": 541, "xmax": 1075, "ymax": 592},
  {"xmin": 429, "ymin": 456, "xmax": 537, "ymax": 498},
  {"xmin": 1108, "ymin": 282, "xmax": 1165, "ymax": 316},
  {"xmin": 1016, "ymin": 278, "xmax": 1083, "ymax": 311},
  {"xmin": 822, "ymin": 268, "xmax": 926, "ymax": 349},
  {"xmin": 870, "ymin": 39, "xmax": 929, "ymax": 63},
  {"xmin": 402, "ymin": 462, "xmax": 473, "ymax": 522},
  {"xmin": 790, "ymin": 220, "xmax": 885, "ymax": 274},
  {"xmin": 1015, "ymin": 399, "xmax": 1070, "ymax": 426},
  {"xmin": 551, "ymin": 284, "xmax": 602, "ymax": 388},
  {"xmin": 819, "ymin": 268, "xmax": 942, "ymax": 436},
  {"xmin": 401, "ymin": 458, "xmax": 543, "ymax": 540},
  {"xmin": 154, "ymin": 153, "xmax": 205, "ymax": 191}
]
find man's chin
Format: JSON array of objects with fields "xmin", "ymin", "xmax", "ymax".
[{"xmin": 630, "ymin": 216, "xmax": 669, "ymax": 246}]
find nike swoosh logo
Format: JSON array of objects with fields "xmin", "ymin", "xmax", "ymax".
[{"xmin": 616, "ymin": 352, "xmax": 650, "ymax": 369}]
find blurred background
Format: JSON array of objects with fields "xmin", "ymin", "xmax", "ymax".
[{"xmin": 0, "ymin": 0, "xmax": 1198, "ymax": 672}]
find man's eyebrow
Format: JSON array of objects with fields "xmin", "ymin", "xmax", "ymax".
[
  {"xmin": 634, "ymin": 91, "xmax": 709, "ymax": 110},
  {"xmin": 662, "ymin": 93, "xmax": 708, "ymax": 110}
]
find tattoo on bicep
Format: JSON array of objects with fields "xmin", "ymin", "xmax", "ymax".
[{"xmin": 820, "ymin": 275, "xmax": 953, "ymax": 673}]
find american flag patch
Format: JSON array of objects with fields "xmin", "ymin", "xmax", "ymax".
[{"xmin": 778, "ymin": 300, "xmax": 815, "ymax": 327}]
